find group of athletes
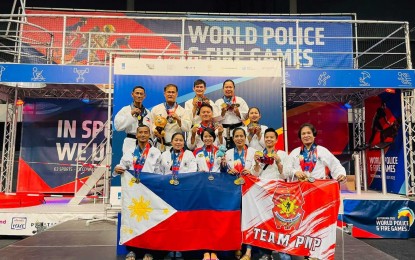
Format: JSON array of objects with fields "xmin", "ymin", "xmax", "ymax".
[{"xmin": 113, "ymin": 79, "xmax": 347, "ymax": 260}]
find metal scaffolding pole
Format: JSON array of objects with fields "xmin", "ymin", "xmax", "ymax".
[{"xmin": 0, "ymin": 87, "xmax": 18, "ymax": 192}]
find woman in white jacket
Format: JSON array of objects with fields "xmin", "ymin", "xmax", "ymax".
[
  {"xmin": 157, "ymin": 132, "xmax": 197, "ymax": 176},
  {"xmin": 220, "ymin": 128, "xmax": 257, "ymax": 179},
  {"xmin": 289, "ymin": 123, "xmax": 346, "ymax": 182}
]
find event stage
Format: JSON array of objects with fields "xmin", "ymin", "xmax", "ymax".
[
  {"xmin": 0, "ymin": 197, "xmax": 117, "ymax": 236},
  {"xmin": 0, "ymin": 219, "xmax": 397, "ymax": 260}
]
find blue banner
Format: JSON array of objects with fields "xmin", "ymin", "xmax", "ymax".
[
  {"xmin": 365, "ymin": 91, "xmax": 405, "ymax": 194},
  {"xmin": 0, "ymin": 63, "xmax": 108, "ymax": 84},
  {"xmin": 18, "ymin": 98, "xmax": 108, "ymax": 192},
  {"xmin": 1, "ymin": 63, "xmax": 413, "ymax": 89},
  {"xmin": 138, "ymin": 15, "xmax": 354, "ymax": 68},
  {"xmin": 286, "ymin": 69, "xmax": 414, "ymax": 88},
  {"xmin": 342, "ymin": 199, "xmax": 415, "ymax": 238}
]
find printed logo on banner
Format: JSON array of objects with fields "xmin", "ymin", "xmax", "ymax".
[
  {"xmin": 11, "ymin": 217, "xmax": 27, "ymax": 230},
  {"xmin": 359, "ymin": 71, "xmax": 371, "ymax": 87},
  {"xmin": 398, "ymin": 207, "xmax": 414, "ymax": 227},
  {"xmin": 31, "ymin": 67, "xmax": 46, "ymax": 81},
  {"xmin": 317, "ymin": 71, "xmax": 330, "ymax": 86},
  {"xmin": 272, "ymin": 184, "xmax": 305, "ymax": 230},
  {"xmin": 73, "ymin": 67, "xmax": 90, "ymax": 83},
  {"xmin": 0, "ymin": 65, "xmax": 5, "ymax": 80},
  {"xmin": 398, "ymin": 72, "xmax": 412, "ymax": 86}
]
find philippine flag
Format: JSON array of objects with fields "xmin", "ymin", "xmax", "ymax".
[
  {"xmin": 242, "ymin": 176, "xmax": 340, "ymax": 260},
  {"xmin": 120, "ymin": 171, "xmax": 242, "ymax": 251}
]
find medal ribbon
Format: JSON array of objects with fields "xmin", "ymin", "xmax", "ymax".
[
  {"xmin": 299, "ymin": 143, "xmax": 318, "ymax": 173},
  {"xmin": 171, "ymin": 149, "xmax": 185, "ymax": 177},
  {"xmin": 130, "ymin": 103, "xmax": 147, "ymax": 123},
  {"xmin": 203, "ymin": 145, "xmax": 217, "ymax": 172},
  {"xmin": 222, "ymin": 96, "xmax": 236, "ymax": 106},
  {"xmin": 132, "ymin": 143, "xmax": 151, "ymax": 178},
  {"xmin": 164, "ymin": 102, "xmax": 178, "ymax": 117},
  {"xmin": 234, "ymin": 146, "xmax": 247, "ymax": 173}
]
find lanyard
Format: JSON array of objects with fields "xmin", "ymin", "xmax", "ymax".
[
  {"xmin": 299, "ymin": 143, "xmax": 318, "ymax": 173},
  {"xmin": 203, "ymin": 145, "xmax": 217, "ymax": 172},
  {"xmin": 223, "ymin": 96, "xmax": 236, "ymax": 105},
  {"xmin": 234, "ymin": 146, "xmax": 247, "ymax": 173},
  {"xmin": 164, "ymin": 102, "xmax": 178, "ymax": 116},
  {"xmin": 133, "ymin": 143, "xmax": 151, "ymax": 176},
  {"xmin": 171, "ymin": 149, "xmax": 185, "ymax": 175},
  {"xmin": 130, "ymin": 103, "xmax": 147, "ymax": 121}
]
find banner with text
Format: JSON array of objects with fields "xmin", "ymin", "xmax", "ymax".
[
  {"xmin": 18, "ymin": 98, "xmax": 108, "ymax": 193},
  {"xmin": 342, "ymin": 199, "xmax": 415, "ymax": 238},
  {"xmin": 242, "ymin": 177, "xmax": 340, "ymax": 259},
  {"xmin": 25, "ymin": 10, "xmax": 352, "ymax": 68},
  {"xmin": 364, "ymin": 90, "xmax": 404, "ymax": 194}
]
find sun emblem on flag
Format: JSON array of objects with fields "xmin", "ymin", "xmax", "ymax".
[{"xmin": 128, "ymin": 195, "xmax": 153, "ymax": 222}]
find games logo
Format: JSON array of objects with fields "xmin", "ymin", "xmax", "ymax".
[{"xmin": 11, "ymin": 217, "xmax": 27, "ymax": 230}]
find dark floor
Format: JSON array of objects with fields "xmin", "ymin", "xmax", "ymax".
[{"xmin": 0, "ymin": 220, "xmax": 404, "ymax": 260}]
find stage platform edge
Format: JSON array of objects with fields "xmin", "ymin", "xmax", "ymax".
[{"xmin": 0, "ymin": 197, "xmax": 117, "ymax": 236}]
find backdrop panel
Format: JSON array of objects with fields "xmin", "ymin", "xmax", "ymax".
[
  {"xmin": 18, "ymin": 98, "xmax": 108, "ymax": 193},
  {"xmin": 365, "ymin": 91, "xmax": 404, "ymax": 194},
  {"xmin": 111, "ymin": 58, "xmax": 283, "ymax": 188}
]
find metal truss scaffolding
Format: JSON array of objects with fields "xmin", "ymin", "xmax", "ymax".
[
  {"xmin": 0, "ymin": 87, "xmax": 18, "ymax": 192},
  {"xmin": 402, "ymin": 90, "xmax": 415, "ymax": 195}
]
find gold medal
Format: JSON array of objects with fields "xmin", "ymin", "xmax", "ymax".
[
  {"xmin": 169, "ymin": 179, "xmax": 175, "ymax": 185},
  {"xmin": 234, "ymin": 177, "xmax": 245, "ymax": 185},
  {"xmin": 137, "ymin": 115, "xmax": 142, "ymax": 120},
  {"xmin": 255, "ymin": 151, "xmax": 264, "ymax": 157}
]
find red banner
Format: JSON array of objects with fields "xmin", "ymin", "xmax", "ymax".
[{"xmin": 242, "ymin": 176, "xmax": 341, "ymax": 259}]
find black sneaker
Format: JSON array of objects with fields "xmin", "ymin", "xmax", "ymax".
[{"xmin": 126, "ymin": 251, "xmax": 136, "ymax": 260}]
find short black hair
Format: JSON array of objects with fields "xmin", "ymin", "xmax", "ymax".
[
  {"xmin": 297, "ymin": 123, "xmax": 317, "ymax": 139},
  {"xmin": 132, "ymin": 86, "xmax": 145, "ymax": 93},
  {"xmin": 194, "ymin": 79, "xmax": 206, "ymax": 88},
  {"xmin": 171, "ymin": 132, "xmax": 185, "ymax": 140},
  {"xmin": 232, "ymin": 127, "xmax": 246, "ymax": 138},
  {"xmin": 201, "ymin": 128, "xmax": 216, "ymax": 142},
  {"xmin": 248, "ymin": 106, "xmax": 261, "ymax": 115},
  {"xmin": 223, "ymin": 79, "xmax": 235, "ymax": 88},
  {"xmin": 264, "ymin": 128, "xmax": 278, "ymax": 138},
  {"xmin": 136, "ymin": 124, "xmax": 150, "ymax": 132},
  {"xmin": 164, "ymin": 84, "xmax": 178, "ymax": 92}
]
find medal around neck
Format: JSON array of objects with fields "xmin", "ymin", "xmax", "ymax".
[
  {"xmin": 308, "ymin": 177, "xmax": 315, "ymax": 183},
  {"xmin": 208, "ymin": 174, "xmax": 214, "ymax": 181}
]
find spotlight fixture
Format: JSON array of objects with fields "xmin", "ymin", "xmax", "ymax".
[
  {"xmin": 385, "ymin": 88, "xmax": 396, "ymax": 94},
  {"xmin": 16, "ymin": 98, "xmax": 24, "ymax": 106},
  {"xmin": 343, "ymin": 101, "xmax": 352, "ymax": 109},
  {"xmin": 81, "ymin": 94, "xmax": 90, "ymax": 104}
]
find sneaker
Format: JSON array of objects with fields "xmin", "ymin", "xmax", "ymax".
[
  {"xmin": 143, "ymin": 253, "xmax": 153, "ymax": 260},
  {"xmin": 258, "ymin": 254, "xmax": 271, "ymax": 260},
  {"xmin": 126, "ymin": 251, "xmax": 136, "ymax": 260}
]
